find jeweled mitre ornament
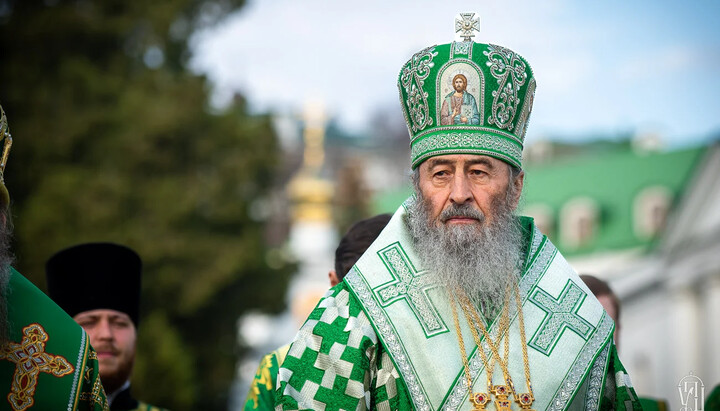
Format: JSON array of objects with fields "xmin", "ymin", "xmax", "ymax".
[{"xmin": 398, "ymin": 12, "xmax": 536, "ymax": 169}]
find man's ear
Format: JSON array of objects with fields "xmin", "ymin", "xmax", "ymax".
[
  {"xmin": 328, "ymin": 270, "xmax": 340, "ymax": 287},
  {"xmin": 512, "ymin": 170, "xmax": 525, "ymax": 208}
]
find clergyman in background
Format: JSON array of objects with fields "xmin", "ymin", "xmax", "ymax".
[
  {"xmin": 243, "ymin": 214, "xmax": 391, "ymax": 410},
  {"xmin": 46, "ymin": 242, "xmax": 166, "ymax": 411},
  {"xmin": 580, "ymin": 274, "xmax": 670, "ymax": 411}
]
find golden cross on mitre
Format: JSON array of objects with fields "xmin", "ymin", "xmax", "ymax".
[{"xmin": 455, "ymin": 12, "xmax": 480, "ymax": 42}]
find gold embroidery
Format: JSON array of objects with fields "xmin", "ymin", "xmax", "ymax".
[
  {"xmin": 84, "ymin": 364, "xmax": 93, "ymax": 382},
  {"xmin": 0, "ymin": 323, "xmax": 74, "ymax": 411},
  {"xmin": 248, "ymin": 353, "xmax": 274, "ymax": 408},
  {"xmin": 79, "ymin": 376, "xmax": 108, "ymax": 408},
  {"xmin": 259, "ymin": 354, "xmax": 274, "ymax": 391}
]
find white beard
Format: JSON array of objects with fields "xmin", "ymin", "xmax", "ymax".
[{"xmin": 406, "ymin": 190, "xmax": 524, "ymax": 319}]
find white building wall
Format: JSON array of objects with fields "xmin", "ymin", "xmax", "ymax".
[
  {"xmin": 703, "ymin": 274, "xmax": 720, "ymax": 386},
  {"xmin": 620, "ymin": 288, "xmax": 670, "ymax": 397}
]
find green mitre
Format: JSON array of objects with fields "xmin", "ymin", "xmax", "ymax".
[{"xmin": 397, "ymin": 14, "xmax": 536, "ymax": 169}]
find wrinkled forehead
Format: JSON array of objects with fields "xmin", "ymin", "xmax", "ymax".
[{"xmin": 420, "ymin": 153, "xmax": 509, "ymax": 171}]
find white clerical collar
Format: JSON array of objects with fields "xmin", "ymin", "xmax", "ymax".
[{"xmin": 107, "ymin": 380, "xmax": 131, "ymax": 406}]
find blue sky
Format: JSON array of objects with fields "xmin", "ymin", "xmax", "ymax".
[{"xmin": 191, "ymin": 0, "xmax": 720, "ymax": 147}]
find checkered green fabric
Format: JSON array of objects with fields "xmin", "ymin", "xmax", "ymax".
[
  {"xmin": 276, "ymin": 285, "xmax": 413, "ymax": 410},
  {"xmin": 600, "ymin": 344, "xmax": 643, "ymax": 410}
]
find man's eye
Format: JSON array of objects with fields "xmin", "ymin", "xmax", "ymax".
[
  {"xmin": 470, "ymin": 169, "xmax": 486, "ymax": 176},
  {"xmin": 434, "ymin": 171, "xmax": 449, "ymax": 177}
]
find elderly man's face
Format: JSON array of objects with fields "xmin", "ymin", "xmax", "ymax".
[
  {"xmin": 417, "ymin": 154, "xmax": 523, "ymax": 227},
  {"xmin": 74, "ymin": 309, "xmax": 137, "ymax": 393}
]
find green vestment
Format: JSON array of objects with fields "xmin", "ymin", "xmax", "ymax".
[
  {"xmin": 243, "ymin": 344, "xmax": 290, "ymax": 410},
  {"xmin": 0, "ymin": 269, "xmax": 109, "ymax": 410},
  {"xmin": 276, "ymin": 201, "xmax": 643, "ymax": 410},
  {"xmin": 705, "ymin": 384, "xmax": 720, "ymax": 411},
  {"xmin": 637, "ymin": 397, "xmax": 668, "ymax": 411}
]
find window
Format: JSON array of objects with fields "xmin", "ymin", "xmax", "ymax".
[
  {"xmin": 560, "ymin": 197, "xmax": 599, "ymax": 249},
  {"xmin": 634, "ymin": 186, "xmax": 672, "ymax": 239},
  {"xmin": 524, "ymin": 204, "xmax": 555, "ymax": 240}
]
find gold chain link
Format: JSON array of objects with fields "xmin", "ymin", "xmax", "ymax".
[
  {"xmin": 450, "ymin": 281, "xmax": 535, "ymax": 408},
  {"xmin": 513, "ymin": 281, "xmax": 534, "ymax": 399}
]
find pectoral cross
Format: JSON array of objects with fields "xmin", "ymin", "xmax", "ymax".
[
  {"xmin": 455, "ymin": 12, "xmax": 480, "ymax": 42},
  {"xmin": 516, "ymin": 392, "xmax": 536, "ymax": 410},
  {"xmin": 491, "ymin": 385, "xmax": 512, "ymax": 411},
  {"xmin": 469, "ymin": 392, "xmax": 489, "ymax": 410}
]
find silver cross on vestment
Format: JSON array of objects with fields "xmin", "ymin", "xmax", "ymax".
[{"xmin": 455, "ymin": 12, "xmax": 480, "ymax": 42}]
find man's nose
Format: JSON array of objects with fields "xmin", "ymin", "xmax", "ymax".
[
  {"xmin": 95, "ymin": 319, "xmax": 113, "ymax": 340},
  {"xmin": 449, "ymin": 174, "xmax": 472, "ymax": 205}
]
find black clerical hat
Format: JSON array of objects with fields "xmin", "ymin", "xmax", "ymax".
[{"xmin": 46, "ymin": 242, "xmax": 142, "ymax": 327}]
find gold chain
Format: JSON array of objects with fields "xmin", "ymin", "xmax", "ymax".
[
  {"xmin": 457, "ymin": 288, "xmax": 511, "ymax": 384},
  {"xmin": 458, "ymin": 286, "xmax": 514, "ymax": 409},
  {"xmin": 450, "ymin": 286, "xmax": 513, "ymax": 409},
  {"xmin": 512, "ymin": 281, "xmax": 535, "ymax": 407},
  {"xmin": 449, "ymin": 293, "xmax": 491, "ymax": 408},
  {"xmin": 461, "ymin": 291, "xmax": 507, "ymax": 361},
  {"xmin": 450, "ymin": 282, "xmax": 536, "ymax": 409}
]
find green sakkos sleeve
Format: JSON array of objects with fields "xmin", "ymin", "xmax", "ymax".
[{"xmin": 0, "ymin": 269, "xmax": 109, "ymax": 411}]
